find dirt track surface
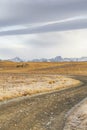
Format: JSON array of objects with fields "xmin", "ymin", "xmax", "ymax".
[{"xmin": 0, "ymin": 76, "xmax": 87, "ymax": 130}]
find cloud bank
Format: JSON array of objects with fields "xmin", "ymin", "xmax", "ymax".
[
  {"xmin": 0, "ymin": 0, "xmax": 87, "ymax": 59},
  {"xmin": 0, "ymin": 29, "xmax": 87, "ymax": 60},
  {"xmin": 0, "ymin": 0, "xmax": 87, "ymax": 35}
]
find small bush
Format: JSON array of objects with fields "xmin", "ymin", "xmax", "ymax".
[{"xmin": 48, "ymin": 80, "xmax": 55, "ymax": 84}]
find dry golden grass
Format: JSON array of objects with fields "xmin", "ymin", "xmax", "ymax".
[
  {"xmin": 0, "ymin": 61, "xmax": 87, "ymax": 75},
  {"xmin": 48, "ymin": 80, "xmax": 55, "ymax": 84},
  {"xmin": 0, "ymin": 61, "xmax": 86, "ymax": 101},
  {"xmin": 0, "ymin": 74, "xmax": 81, "ymax": 101}
]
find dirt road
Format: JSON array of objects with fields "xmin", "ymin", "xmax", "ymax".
[{"xmin": 0, "ymin": 76, "xmax": 87, "ymax": 130}]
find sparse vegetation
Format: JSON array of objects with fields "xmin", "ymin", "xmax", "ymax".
[
  {"xmin": 48, "ymin": 80, "xmax": 55, "ymax": 84},
  {"xmin": 0, "ymin": 61, "xmax": 86, "ymax": 130},
  {"xmin": 0, "ymin": 61, "xmax": 87, "ymax": 75},
  {"xmin": 0, "ymin": 61, "xmax": 85, "ymax": 101}
]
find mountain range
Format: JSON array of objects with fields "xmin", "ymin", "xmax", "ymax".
[
  {"xmin": 3, "ymin": 56, "xmax": 87, "ymax": 62},
  {"xmin": 8, "ymin": 57, "xmax": 23, "ymax": 62}
]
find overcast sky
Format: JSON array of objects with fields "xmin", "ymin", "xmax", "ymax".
[{"xmin": 0, "ymin": 0, "xmax": 87, "ymax": 60}]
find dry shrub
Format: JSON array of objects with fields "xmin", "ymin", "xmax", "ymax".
[{"xmin": 48, "ymin": 80, "xmax": 55, "ymax": 84}]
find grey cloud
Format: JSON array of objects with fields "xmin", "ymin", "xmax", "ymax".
[
  {"xmin": 0, "ymin": 0, "xmax": 87, "ymax": 60},
  {"xmin": 0, "ymin": 0, "xmax": 87, "ymax": 25},
  {"xmin": 0, "ymin": 0, "xmax": 87, "ymax": 35},
  {"xmin": 0, "ymin": 29, "xmax": 87, "ymax": 60},
  {"xmin": 0, "ymin": 18, "xmax": 87, "ymax": 36},
  {"xmin": 0, "ymin": 48, "xmax": 17, "ymax": 59}
]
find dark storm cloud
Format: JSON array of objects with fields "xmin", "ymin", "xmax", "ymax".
[{"xmin": 0, "ymin": 0, "xmax": 87, "ymax": 35}]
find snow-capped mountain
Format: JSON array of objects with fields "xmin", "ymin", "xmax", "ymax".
[
  {"xmin": 8, "ymin": 57, "xmax": 23, "ymax": 62},
  {"xmin": 31, "ymin": 56, "xmax": 87, "ymax": 62},
  {"xmin": 32, "ymin": 58, "xmax": 48, "ymax": 62},
  {"xmin": 49, "ymin": 56, "xmax": 63, "ymax": 62},
  {"xmin": 2, "ymin": 56, "xmax": 87, "ymax": 62},
  {"xmin": 78, "ymin": 57, "xmax": 87, "ymax": 61}
]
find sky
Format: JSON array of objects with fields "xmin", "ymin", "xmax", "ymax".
[{"xmin": 0, "ymin": 0, "xmax": 87, "ymax": 60}]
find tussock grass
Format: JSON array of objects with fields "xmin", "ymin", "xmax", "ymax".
[
  {"xmin": 0, "ymin": 61, "xmax": 85, "ymax": 101},
  {"xmin": 48, "ymin": 80, "xmax": 55, "ymax": 84},
  {"xmin": 0, "ymin": 74, "xmax": 81, "ymax": 101},
  {"xmin": 0, "ymin": 61, "xmax": 87, "ymax": 75}
]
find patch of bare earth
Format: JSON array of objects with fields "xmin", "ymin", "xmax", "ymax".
[
  {"xmin": 64, "ymin": 98, "xmax": 87, "ymax": 130},
  {"xmin": 0, "ymin": 74, "xmax": 81, "ymax": 101}
]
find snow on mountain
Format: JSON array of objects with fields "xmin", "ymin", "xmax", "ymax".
[
  {"xmin": 32, "ymin": 58, "xmax": 48, "ymax": 62},
  {"xmin": 8, "ymin": 57, "xmax": 23, "ymax": 62},
  {"xmin": 3, "ymin": 56, "xmax": 87, "ymax": 62},
  {"xmin": 78, "ymin": 57, "xmax": 87, "ymax": 61},
  {"xmin": 49, "ymin": 56, "xmax": 63, "ymax": 62},
  {"xmin": 31, "ymin": 56, "xmax": 87, "ymax": 62}
]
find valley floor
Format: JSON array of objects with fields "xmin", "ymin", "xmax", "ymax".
[
  {"xmin": 0, "ymin": 62, "xmax": 87, "ymax": 130},
  {"xmin": 0, "ymin": 74, "xmax": 80, "ymax": 101},
  {"xmin": 0, "ymin": 76, "xmax": 87, "ymax": 130}
]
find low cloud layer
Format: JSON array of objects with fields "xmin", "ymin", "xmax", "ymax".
[
  {"xmin": 0, "ymin": 0, "xmax": 87, "ymax": 59},
  {"xmin": 0, "ymin": 0, "xmax": 87, "ymax": 35},
  {"xmin": 0, "ymin": 29, "xmax": 87, "ymax": 60}
]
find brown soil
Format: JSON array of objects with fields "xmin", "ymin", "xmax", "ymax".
[
  {"xmin": 0, "ymin": 76, "xmax": 87, "ymax": 130},
  {"xmin": 0, "ymin": 62, "xmax": 87, "ymax": 130},
  {"xmin": 0, "ymin": 73, "xmax": 81, "ymax": 101}
]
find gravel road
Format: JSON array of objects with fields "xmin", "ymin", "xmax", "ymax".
[{"xmin": 0, "ymin": 76, "xmax": 87, "ymax": 130}]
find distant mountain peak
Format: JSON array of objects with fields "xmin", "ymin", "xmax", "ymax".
[
  {"xmin": 8, "ymin": 57, "xmax": 23, "ymax": 62},
  {"xmin": 1, "ymin": 56, "xmax": 87, "ymax": 62},
  {"xmin": 30, "ymin": 56, "xmax": 87, "ymax": 62}
]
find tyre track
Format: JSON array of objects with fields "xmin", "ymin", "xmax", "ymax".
[{"xmin": 0, "ymin": 76, "xmax": 87, "ymax": 130}]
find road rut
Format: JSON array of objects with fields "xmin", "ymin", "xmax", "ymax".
[{"xmin": 0, "ymin": 76, "xmax": 87, "ymax": 130}]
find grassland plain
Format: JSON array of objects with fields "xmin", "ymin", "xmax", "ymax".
[
  {"xmin": 0, "ymin": 74, "xmax": 81, "ymax": 101},
  {"xmin": 0, "ymin": 61, "xmax": 87, "ymax": 130},
  {"xmin": 0, "ymin": 61, "xmax": 87, "ymax": 75},
  {"xmin": 0, "ymin": 61, "xmax": 84, "ymax": 101}
]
